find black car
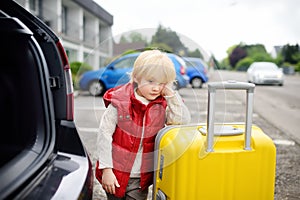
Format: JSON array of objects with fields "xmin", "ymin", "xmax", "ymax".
[{"xmin": 0, "ymin": 0, "xmax": 93, "ymax": 199}]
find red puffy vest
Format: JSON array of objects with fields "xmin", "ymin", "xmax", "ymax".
[{"xmin": 95, "ymin": 83, "xmax": 167, "ymax": 197}]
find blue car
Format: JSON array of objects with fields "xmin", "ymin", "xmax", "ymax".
[
  {"xmin": 183, "ymin": 57, "xmax": 209, "ymax": 88},
  {"xmin": 79, "ymin": 52, "xmax": 190, "ymax": 96}
]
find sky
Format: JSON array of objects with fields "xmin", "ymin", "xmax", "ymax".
[{"xmin": 94, "ymin": 0, "xmax": 300, "ymax": 60}]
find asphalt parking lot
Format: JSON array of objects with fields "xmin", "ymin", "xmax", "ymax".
[{"xmin": 251, "ymin": 114, "xmax": 300, "ymax": 200}]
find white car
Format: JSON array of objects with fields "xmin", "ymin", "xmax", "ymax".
[{"xmin": 247, "ymin": 62, "xmax": 284, "ymax": 86}]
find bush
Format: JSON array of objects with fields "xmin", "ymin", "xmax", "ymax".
[
  {"xmin": 235, "ymin": 57, "xmax": 254, "ymax": 71},
  {"xmin": 70, "ymin": 61, "xmax": 93, "ymax": 89},
  {"xmin": 295, "ymin": 61, "xmax": 300, "ymax": 72},
  {"xmin": 251, "ymin": 53, "xmax": 274, "ymax": 62}
]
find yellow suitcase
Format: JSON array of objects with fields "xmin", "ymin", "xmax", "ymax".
[{"xmin": 153, "ymin": 81, "xmax": 276, "ymax": 200}]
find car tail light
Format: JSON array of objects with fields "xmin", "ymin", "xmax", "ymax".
[
  {"xmin": 56, "ymin": 41, "xmax": 74, "ymax": 121},
  {"xmin": 180, "ymin": 65, "xmax": 186, "ymax": 75}
]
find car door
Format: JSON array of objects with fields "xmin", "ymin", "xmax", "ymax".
[{"xmin": 0, "ymin": 1, "xmax": 93, "ymax": 199}]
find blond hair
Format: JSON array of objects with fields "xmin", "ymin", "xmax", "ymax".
[{"xmin": 130, "ymin": 50, "xmax": 176, "ymax": 84}]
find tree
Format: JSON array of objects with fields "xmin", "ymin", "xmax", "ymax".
[
  {"xmin": 219, "ymin": 57, "xmax": 231, "ymax": 70},
  {"xmin": 147, "ymin": 43, "xmax": 173, "ymax": 52},
  {"xmin": 226, "ymin": 44, "xmax": 238, "ymax": 56},
  {"xmin": 244, "ymin": 44, "xmax": 267, "ymax": 55},
  {"xmin": 128, "ymin": 32, "xmax": 147, "ymax": 43},
  {"xmin": 119, "ymin": 32, "xmax": 147, "ymax": 44},
  {"xmin": 244, "ymin": 44, "xmax": 273, "ymax": 62},
  {"xmin": 150, "ymin": 25, "xmax": 187, "ymax": 55},
  {"xmin": 229, "ymin": 46, "xmax": 247, "ymax": 68},
  {"xmin": 251, "ymin": 53, "xmax": 273, "ymax": 62},
  {"xmin": 227, "ymin": 43, "xmax": 275, "ymax": 70},
  {"xmin": 188, "ymin": 49, "xmax": 203, "ymax": 59},
  {"xmin": 281, "ymin": 44, "xmax": 300, "ymax": 64},
  {"xmin": 119, "ymin": 35, "xmax": 129, "ymax": 43},
  {"xmin": 235, "ymin": 57, "xmax": 254, "ymax": 71}
]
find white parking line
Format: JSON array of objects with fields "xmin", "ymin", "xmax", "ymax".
[
  {"xmin": 273, "ymin": 139, "xmax": 295, "ymax": 146},
  {"xmin": 192, "ymin": 111, "xmax": 258, "ymax": 117},
  {"xmin": 183, "ymin": 99, "xmax": 241, "ymax": 104}
]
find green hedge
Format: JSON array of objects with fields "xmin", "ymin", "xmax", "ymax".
[
  {"xmin": 70, "ymin": 61, "xmax": 93, "ymax": 89},
  {"xmin": 235, "ymin": 57, "xmax": 254, "ymax": 71},
  {"xmin": 295, "ymin": 62, "xmax": 300, "ymax": 72}
]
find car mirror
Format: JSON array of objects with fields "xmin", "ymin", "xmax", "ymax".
[{"xmin": 107, "ymin": 65, "xmax": 114, "ymax": 70}]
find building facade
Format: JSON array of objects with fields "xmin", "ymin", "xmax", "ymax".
[{"xmin": 15, "ymin": 0, "xmax": 114, "ymax": 70}]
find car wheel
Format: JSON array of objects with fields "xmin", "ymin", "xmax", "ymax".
[
  {"xmin": 191, "ymin": 77, "xmax": 203, "ymax": 88},
  {"xmin": 88, "ymin": 80, "xmax": 105, "ymax": 96}
]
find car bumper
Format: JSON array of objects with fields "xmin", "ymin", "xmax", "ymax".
[
  {"xmin": 256, "ymin": 78, "xmax": 283, "ymax": 85},
  {"xmin": 51, "ymin": 152, "xmax": 94, "ymax": 199},
  {"xmin": 176, "ymin": 74, "xmax": 190, "ymax": 89},
  {"xmin": 183, "ymin": 75, "xmax": 190, "ymax": 84}
]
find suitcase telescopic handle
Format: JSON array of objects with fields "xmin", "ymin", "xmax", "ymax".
[{"xmin": 206, "ymin": 80, "xmax": 255, "ymax": 152}]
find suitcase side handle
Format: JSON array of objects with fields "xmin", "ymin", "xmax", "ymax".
[{"xmin": 206, "ymin": 80, "xmax": 255, "ymax": 152}]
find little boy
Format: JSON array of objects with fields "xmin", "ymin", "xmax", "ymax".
[{"xmin": 95, "ymin": 50, "xmax": 191, "ymax": 200}]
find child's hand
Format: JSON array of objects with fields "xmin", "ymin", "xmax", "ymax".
[
  {"xmin": 162, "ymin": 82, "xmax": 175, "ymax": 97},
  {"xmin": 102, "ymin": 168, "xmax": 120, "ymax": 194}
]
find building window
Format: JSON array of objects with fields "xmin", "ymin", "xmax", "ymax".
[
  {"xmin": 29, "ymin": 0, "xmax": 37, "ymax": 12},
  {"xmin": 99, "ymin": 56, "xmax": 106, "ymax": 68},
  {"xmin": 84, "ymin": 52, "xmax": 94, "ymax": 67},
  {"xmin": 114, "ymin": 57, "xmax": 137, "ymax": 69},
  {"xmin": 62, "ymin": 6, "xmax": 67, "ymax": 34},
  {"xmin": 65, "ymin": 48, "xmax": 77, "ymax": 63},
  {"xmin": 83, "ymin": 16, "xmax": 86, "ymax": 41},
  {"xmin": 28, "ymin": 0, "xmax": 39, "ymax": 16}
]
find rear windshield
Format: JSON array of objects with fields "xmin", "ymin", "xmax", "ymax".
[{"xmin": 253, "ymin": 63, "xmax": 278, "ymax": 70}]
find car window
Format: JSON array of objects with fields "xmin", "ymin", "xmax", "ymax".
[
  {"xmin": 253, "ymin": 62, "xmax": 277, "ymax": 69},
  {"xmin": 114, "ymin": 56, "xmax": 137, "ymax": 69},
  {"xmin": 260, "ymin": 64, "xmax": 277, "ymax": 70},
  {"xmin": 185, "ymin": 60, "xmax": 194, "ymax": 66},
  {"xmin": 186, "ymin": 60, "xmax": 201, "ymax": 67},
  {"xmin": 175, "ymin": 56, "xmax": 187, "ymax": 69}
]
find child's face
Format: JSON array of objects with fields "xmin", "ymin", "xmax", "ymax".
[{"xmin": 136, "ymin": 78, "xmax": 166, "ymax": 101}]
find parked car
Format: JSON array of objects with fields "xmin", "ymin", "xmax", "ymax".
[
  {"xmin": 79, "ymin": 52, "xmax": 190, "ymax": 96},
  {"xmin": 247, "ymin": 62, "xmax": 284, "ymax": 86},
  {"xmin": 183, "ymin": 57, "xmax": 209, "ymax": 88},
  {"xmin": 0, "ymin": 1, "xmax": 93, "ymax": 199}
]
